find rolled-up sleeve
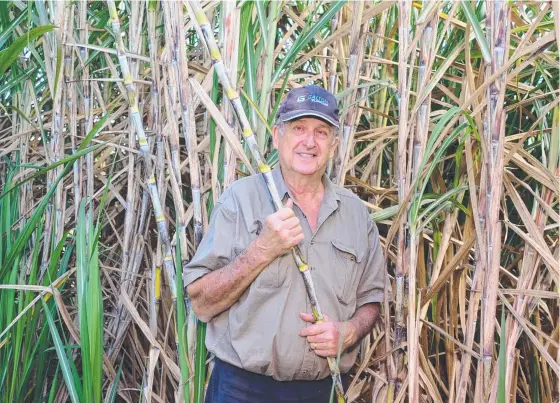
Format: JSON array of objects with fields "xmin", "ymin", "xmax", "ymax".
[
  {"xmin": 183, "ymin": 196, "xmax": 237, "ymax": 289},
  {"xmin": 356, "ymin": 218, "xmax": 386, "ymax": 307}
]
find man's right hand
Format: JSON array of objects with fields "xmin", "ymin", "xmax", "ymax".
[{"xmin": 254, "ymin": 199, "xmax": 304, "ymax": 262}]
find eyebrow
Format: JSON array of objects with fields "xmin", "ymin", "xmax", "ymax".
[{"xmin": 289, "ymin": 120, "xmax": 331, "ymax": 130}]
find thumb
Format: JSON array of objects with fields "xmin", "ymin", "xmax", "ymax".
[
  {"xmin": 299, "ymin": 312, "xmax": 315, "ymax": 322},
  {"xmin": 284, "ymin": 198, "xmax": 294, "ymax": 209}
]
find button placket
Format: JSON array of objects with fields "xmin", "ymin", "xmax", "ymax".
[
  {"xmin": 299, "ymin": 344, "xmax": 314, "ymax": 377},
  {"xmin": 298, "ymin": 296, "xmax": 314, "ymax": 378}
]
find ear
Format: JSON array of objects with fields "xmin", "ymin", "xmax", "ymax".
[
  {"xmin": 328, "ymin": 135, "xmax": 340, "ymax": 159},
  {"xmin": 272, "ymin": 125, "xmax": 280, "ymax": 150}
]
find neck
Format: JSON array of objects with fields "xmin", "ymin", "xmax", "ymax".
[{"xmin": 280, "ymin": 165, "xmax": 325, "ymax": 202}]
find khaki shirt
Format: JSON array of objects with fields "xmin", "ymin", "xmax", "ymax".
[{"xmin": 183, "ymin": 167, "xmax": 385, "ymax": 381}]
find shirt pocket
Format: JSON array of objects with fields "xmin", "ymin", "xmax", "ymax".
[
  {"xmin": 247, "ymin": 217, "xmax": 291, "ymax": 289},
  {"xmin": 330, "ymin": 240, "xmax": 364, "ymax": 304},
  {"xmin": 256, "ymin": 253, "xmax": 292, "ymax": 288}
]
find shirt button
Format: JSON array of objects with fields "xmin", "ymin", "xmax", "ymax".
[{"xmin": 310, "ymin": 240, "xmax": 314, "ymax": 245}]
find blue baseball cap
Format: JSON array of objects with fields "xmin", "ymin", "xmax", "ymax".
[{"xmin": 277, "ymin": 85, "xmax": 340, "ymax": 128}]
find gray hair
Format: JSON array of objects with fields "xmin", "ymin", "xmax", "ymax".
[{"xmin": 274, "ymin": 118, "xmax": 285, "ymax": 136}]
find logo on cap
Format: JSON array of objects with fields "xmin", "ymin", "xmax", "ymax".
[{"xmin": 296, "ymin": 94, "xmax": 329, "ymax": 106}]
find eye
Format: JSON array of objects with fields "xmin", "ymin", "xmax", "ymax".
[{"xmin": 316, "ymin": 130, "xmax": 328, "ymax": 139}]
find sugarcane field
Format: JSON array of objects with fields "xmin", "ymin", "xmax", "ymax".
[{"xmin": 0, "ymin": 0, "xmax": 558, "ymax": 402}]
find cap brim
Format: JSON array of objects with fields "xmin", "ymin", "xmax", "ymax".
[{"xmin": 280, "ymin": 110, "xmax": 340, "ymax": 128}]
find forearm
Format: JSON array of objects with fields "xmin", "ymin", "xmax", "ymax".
[
  {"xmin": 186, "ymin": 240, "xmax": 272, "ymax": 322},
  {"xmin": 342, "ymin": 303, "xmax": 380, "ymax": 349}
]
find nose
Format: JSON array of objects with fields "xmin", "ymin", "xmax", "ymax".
[{"xmin": 302, "ymin": 132, "xmax": 316, "ymax": 148}]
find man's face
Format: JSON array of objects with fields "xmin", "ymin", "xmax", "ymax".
[{"xmin": 272, "ymin": 117, "xmax": 339, "ymax": 177}]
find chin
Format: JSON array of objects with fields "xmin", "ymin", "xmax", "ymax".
[
  {"xmin": 292, "ymin": 164, "xmax": 321, "ymax": 176},
  {"xmin": 295, "ymin": 169, "xmax": 317, "ymax": 176}
]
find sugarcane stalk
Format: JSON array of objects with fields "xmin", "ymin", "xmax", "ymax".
[
  {"xmin": 413, "ymin": 0, "xmax": 436, "ymax": 179},
  {"xmin": 106, "ymin": 0, "xmax": 145, "ymax": 342},
  {"xmin": 373, "ymin": 10, "xmax": 388, "ymax": 131},
  {"xmin": 174, "ymin": 7, "xmax": 207, "ymax": 396},
  {"xmin": 77, "ymin": 0, "xmax": 92, "ymax": 219},
  {"xmin": 160, "ymin": 3, "xmax": 190, "ymax": 262},
  {"xmin": 455, "ymin": 194, "xmax": 485, "ymax": 402},
  {"xmin": 188, "ymin": 2, "xmax": 346, "ymax": 401},
  {"xmin": 327, "ymin": 10, "xmax": 340, "ymax": 95},
  {"xmin": 452, "ymin": 14, "xmax": 485, "ymax": 403},
  {"xmin": 165, "ymin": 2, "xmax": 202, "ymax": 273},
  {"xmin": 408, "ymin": 4, "xmax": 441, "ymax": 396},
  {"xmin": 407, "ymin": 225, "xmax": 420, "ymax": 402},
  {"xmin": 19, "ymin": 84, "xmax": 33, "ymax": 238},
  {"xmin": 40, "ymin": 1, "xmax": 67, "ymax": 282},
  {"xmin": 163, "ymin": 61, "xmax": 189, "ymax": 269},
  {"xmin": 454, "ymin": 2, "xmax": 509, "ymax": 402},
  {"xmin": 67, "ymin": 37, "xmax": 79, "ymax": 223},
  {"xmin": 160, "ymin": 3, "xmax": 206, "ymax": 399},
  {"xmin": 146, "ymin": 0, "xmax": 160, "ymax": 343},
  {"xmin": 54, "ymin": 7, "xmax": 71, "ymax": 249},
  {"xmin": 325, "ymin": 9, "xmax": 340, "ymax": 179},
  {"xmin": 221, "ymin": 0, "xmax": 241, "ymax": 188},
  {"xmin": 480, "ymin": 2, "xmax": 508, "ymax": 400},
  {"xmin": 164, "ymin": 72, "xmax": 195, "ymax": 402},
  {"xmin": 492, "ymin": 115, "xmax": 559, "ymax": 400},
  {"xmin": 175, "ymin": 231, "xmax": 191, "ymax": 403},
  {"xmin": 106, "ymin": 0, "xmax": 177, "ymax": 315},
  {"xmin": 145, "ymin": 7, "xmax": 167, "ymax": 384},
  {"xmin": 335, "ymin": 1, "xmax": 365, "ymax": 185},
  {"xmin": 255, "ymin": 1, "xmax": 281, "ymax": 154},
  {"xmin": 35, "ymin": 0, "xmax": 56, "ymax": 97},
  {"xmin": 354, "ymin": 30, "xmax": 376, "ymax": 187},
  {"xmin": 457, "ymin": 54, "xmax": 493, "ymax": 403},
  {"xmin": 392, "ymin": 1, "xmax": 412, "ymax": 400},
  {"xmin": 162, "ymin": 2, "xmax": 208, "ymax": 399}
]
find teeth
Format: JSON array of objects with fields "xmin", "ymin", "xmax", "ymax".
[{"xmin": 298, "ymin": 153, "xmax": 314, "ymax": 158}]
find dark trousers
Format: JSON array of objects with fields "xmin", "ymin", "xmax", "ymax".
[{"xmin": 204, "ymin": 358, "xmax": 349, "ymax": 403}]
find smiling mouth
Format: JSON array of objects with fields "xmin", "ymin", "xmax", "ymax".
[{"xmin": 296, "ymin": 152, "xmax": 316, "ymax": 159}]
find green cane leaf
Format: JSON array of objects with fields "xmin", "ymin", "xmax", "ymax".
[{"xmin": 0, "ymin": 25, "xmax": 55, "ymax": 75}]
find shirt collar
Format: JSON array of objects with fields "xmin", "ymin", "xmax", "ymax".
[{"xmin": 271, "ymin": 165, "xmax": 340, "ymax": 209}]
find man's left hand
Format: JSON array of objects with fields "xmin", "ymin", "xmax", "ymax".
[{"xmin": 298, "ymin": 313, "xmax": 356, "ymax": 357}]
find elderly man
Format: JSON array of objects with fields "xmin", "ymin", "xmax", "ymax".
[{"xmin": 184, "ymin": 85, "xmax": 386, "ymax": 402}]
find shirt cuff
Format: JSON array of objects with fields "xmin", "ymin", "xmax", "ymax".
[
  {"xmin": 356, "ymin": 290, "xmax": 385, "ymax": 308},
  {"xmin": 183, "ymin": 268, "xmax": 210, "ymax": 291}
]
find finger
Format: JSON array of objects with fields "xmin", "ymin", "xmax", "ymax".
[
  {"xmin": 310, "ymin": 341, "xmax": 335, "ymax": 351},
  {"xmin": 313, "ymin": 348, "xmax": 334, "ymax": 358},
  {"xmin": 299, "ymin": 312, "xmax": 315, "ymax": 322},
  {"xmin": 275, "ymin": 207, "xmax": 295, "ymax": 220},
  {"xmin": 292, "ymin": 233, "xmax": 305, "ymax": 245},
  {"xmin": 299, "ymin": 324, "xmax": 327, "ymax": 337},
  {"xmin": 306, "ymin": 334, "xmax": 332, "ymax": 344},
  {"xmin": 289, "ymin": 225, "xmax": 303, "ymax": 238},
  {"xmin": 284, "ymin": 216, "xmax": 301, "ymax": 230},
  {"xmin": 311, "ymin": 341, "xmax": 336, "ymax": 357},
  {"xmin": 284, "ymin": 198, "xmax": 294, "ymax": 209}
]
